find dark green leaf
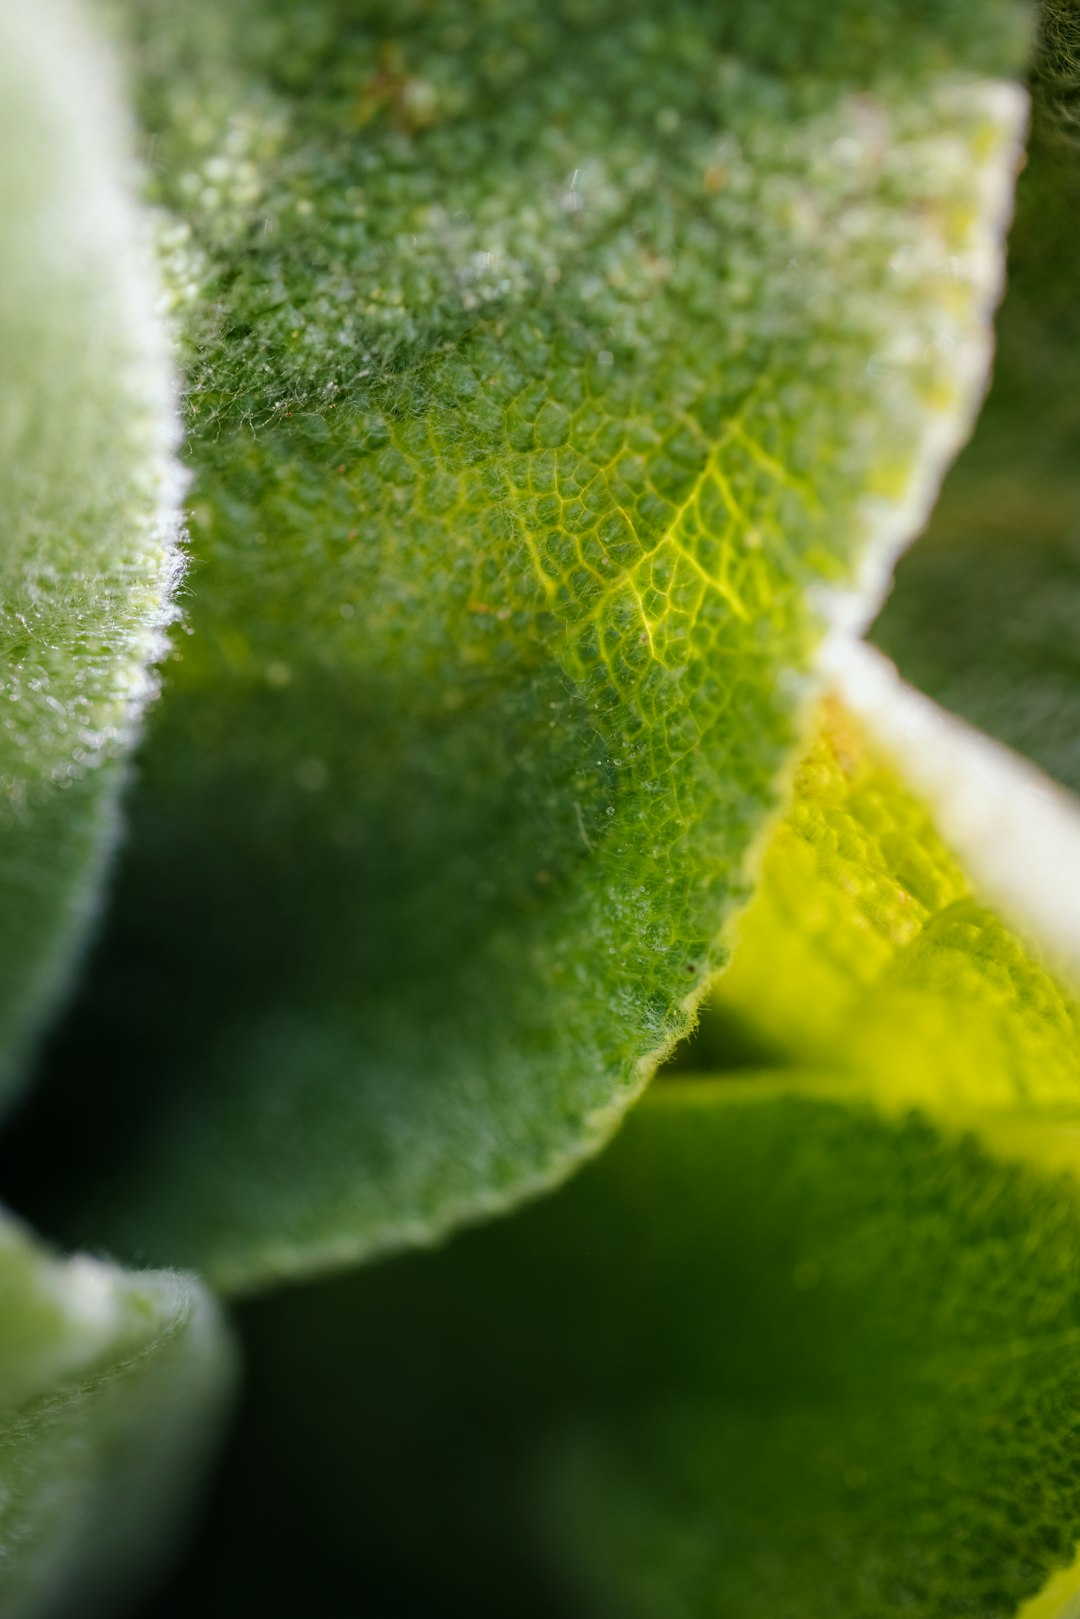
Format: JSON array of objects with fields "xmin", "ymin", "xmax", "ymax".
[{"xmin": 248, "ymin": 1082, "xmax": 1080, "ymax": 1619}]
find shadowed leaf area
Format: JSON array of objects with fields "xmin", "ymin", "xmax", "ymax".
[
  {"xmin": 140, "ymin": 1088, "xmax": 1080, "ymax": 1619},
  {"xmin": 0, "ymin": 0, "xmax": 1027, "ymax": 1289}
]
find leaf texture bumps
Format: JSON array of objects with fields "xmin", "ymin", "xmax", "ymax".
[
  {"xmin": 0, "ymin": 0, "xmax": 181, "ymax": 1105},
  {"xmin": 16, "ymin": 0, "xmax": 1029, "ymax": 1289},
  {"xmin": 697, "ymin": 691, "xmax": 1080, "ymax": 1176}
]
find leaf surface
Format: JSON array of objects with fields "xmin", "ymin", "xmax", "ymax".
[
  {"xmin": 238, "ymin": 679, "xmax": 1080, "ymax": 1617},
  {"xmin": 151, "ymin": 685, "xmax": 1080, "ymax": 1616},
  {"xmin": 0, "ymin": 0, "xmax": 182, "ymax": 1105},
  {"xmin": 0, "ymin": 1208, "xmax": 234, "ymax": 1619},
  {"xmin": 19, "ymin": 0, "xmax": 1028, "ymax": 1289},
  {"xmin": 691, "ymin": 687, "xmax": 1080, "ymax": 1180}
]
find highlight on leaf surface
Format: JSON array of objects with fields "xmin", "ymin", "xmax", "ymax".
[
  {"xmin": 0, "ymin": 1208, "xmax": 234, "ymax": 1619},
  {"xmin": 19, "ymin": 0, "xmax": 1029, "ymax": 1291},
  {"xmin": 688, "ymin": 671, "xmax": 1080, "ymax": 1179},
  {"xmin": 873, "ymin": 0, "xmax": 1080, "ymax": 792},
  {"xmin": 0, "ymin": 0, "xmax": 182, "ymax": 1107},
  {"xmin": 246, "ymin": 1084, "xmax": 1080, "ymax": 1619}
]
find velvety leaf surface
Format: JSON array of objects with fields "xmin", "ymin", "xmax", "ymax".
[
  {"xmin": 247, "ymin": 1084, "xmax": 1080, "ymax": 1619},
  {"xmin": 0, "ymin": 0, "xmax": 181, "ymax": 1105},
  {"xmin": 873, "ymin": 2, "xmax": 1080, "ymax": 792},
  {"xmin": 0, "ymin": 1209, "xmax": 234, "ymax": 1619},
  {"xmin": 16, "ymin": 0, "xmax": 1028, "ymax": 1291},
  {"xmin": 692, "ymin": 696, "xmax": 1080, "ymax": 1178}
]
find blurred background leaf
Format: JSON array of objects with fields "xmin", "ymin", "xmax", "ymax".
[
  {"xmin": 130, "ymin": 1084, "xmax": 1080, "ymax": 1619},
  {"xmin": 0, "ymin": 1209, "xmax": 234, "ymax": 1619},
  {"xmin": 0, "ymin": 0, "xmax": 181, "ymax": 1107}
]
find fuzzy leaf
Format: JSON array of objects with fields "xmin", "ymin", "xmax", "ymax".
[
  {"xmin": 0, "ymin": 0, "xmax": 181, "ymax": 1105},
  {"xmin": 0, "ymin": 1209, "xmax": 234, "ymax": 1619},
  {"xmin": 687, "ymin": 680, "xmax": 1080, "ymax": 1180},
  {"xmin": 873, "ymin": 4, "xmax": 1080, "ymax": 792},
  {"xmin": 19, "ymin": 0, "xmax": 1028, "ymax": 1289}
]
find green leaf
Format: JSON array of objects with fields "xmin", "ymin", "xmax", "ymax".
[
  {"xmin": 0, "ymin": 1207, "xmax": 234, "ymax": 1619},
  {"xmin": 0, "ymin": 0, "xmax": 181, "ymax": 1106},
  {"xmin": 246, "ymin": 1081, "xmax": 1080, "ymax": 1619},
  {"xmin": 21, "ymin": 0, "xmax": 1028, "ymax": 1290},
  {"xmin": 684, "ymin": 676, "xmax": 1080, "ymax": 1185},
  {"xmin": 873, "ymin": 2, "xmax": 1080, "ymax": 792}
]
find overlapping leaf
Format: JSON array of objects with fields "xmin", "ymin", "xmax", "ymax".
[
  {"xmin": 0, "ymin": 0, "xmax": 181, "ymax": 1104},
  {"xmin": 14, "ymin": 0, "xmax": 1029, "ymax": 1290},
  {"xmin": 0, "ymin": 1209, "xmax": 234, "ymax": 1619},
  {"xmin": 695, "ymin": 692, "xmax": 1080, "ymax": 1176}
]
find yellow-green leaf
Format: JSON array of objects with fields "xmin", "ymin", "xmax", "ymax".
[{"xmin": 695, "ymin": 682, "xmax": 1080, "ymax": 1179}]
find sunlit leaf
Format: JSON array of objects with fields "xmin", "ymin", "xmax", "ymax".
[
  {"xmin": 15, "ymin": 0, "xmax": 1029, "ymax": 1291},
  {"xmin": 693, "ymin": 683, "xmax": 1080, "ymax": 1179}
]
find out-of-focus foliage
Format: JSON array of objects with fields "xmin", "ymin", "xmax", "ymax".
[
  {"xmin": 0, "ymin": 0, "xmax": 180, "ymax": 1105},
  {"xmin": 245, "ymin": 1084, "xmax": 1080, "ymax": 1619},
  {"xmin": 0, "ymin": 1208, "xmax": 233, "ymax": 1619}
]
